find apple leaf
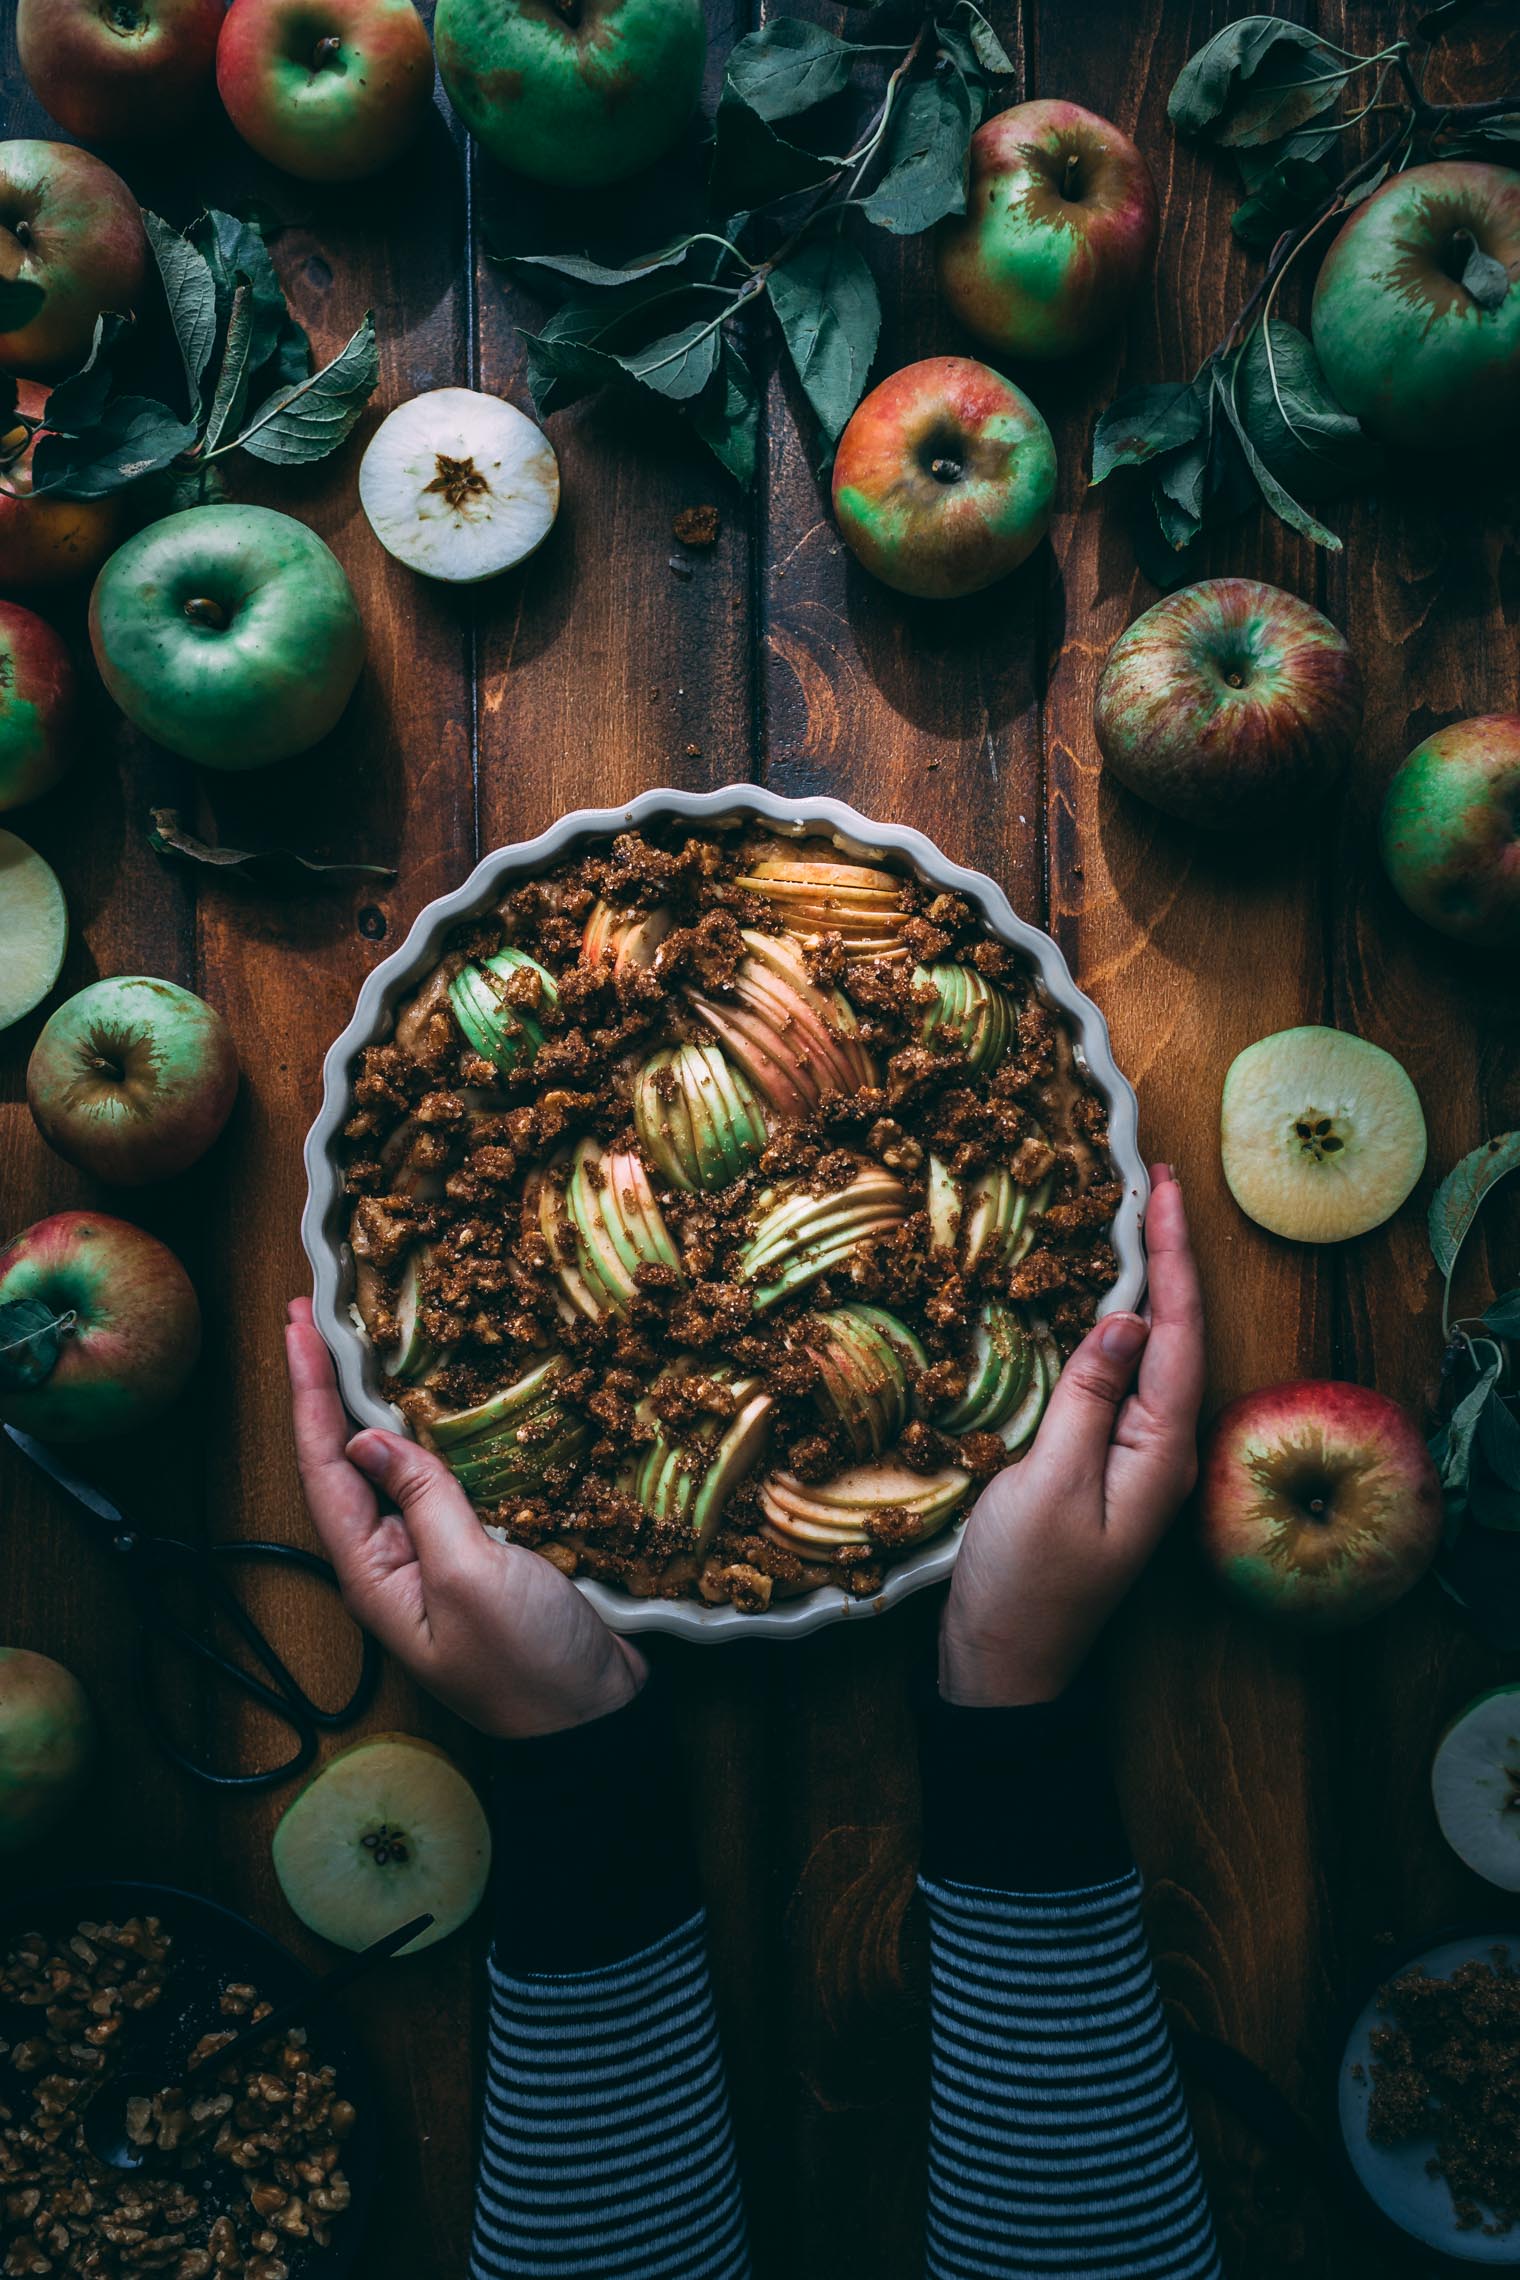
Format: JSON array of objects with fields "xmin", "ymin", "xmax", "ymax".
[
  {"xmin": 689, "ymin": 339, "xmax": 761, "ymax": 489},
  {"xmin": 1091, "ymin": 382, "xmax": 1207, "ymax": 484},
  {"xmin": 0, "ymin": 1299, "xmax": 72, "ymax": 1392},
  {"xmin": 230, "ymin": 312, "xmax": 379, "ymax": 465},
  {"xmin": 1429, "ymin": 1133, "xmax": 1520, "ymax": 1282},
  {"xmin": 945, "ymin": 1, "xmax": 1016, "ymax": 77},
  {"xmin": 858, "ymin": 69, "xmax": 975, "ymax": 234},
  {"xmin": 1441, "ymin": 1356, "xmax": 1504, "ymax": 1497},
  {"xmin": 1485, "ymin": 1289, "xmax": 1520, "ymax": 1337},
  {"xmin": 1456, "ymin": 231, "xmax": 1511, "ymax": 312},
  {"xmin": 616, "ymin": 317, "xmax": 722, "ymax": 403},
  {"xmin": 32, "ymin": 395, "xmax": 198, "ymax": 499},
  {"xmin": 1481, "ymin": 1394, "xmax": 1520, "ymax": 1493},
  {"xmin": 144, "ymin": 211, "xmax": 217, "ymax": 412},
  {"xmin": 505, "ymin": 239, "xmax": 707, "ymax": 293},
  {"xmin": 709, "ymin": 98, "xmax": 841, "ymax": 211},
  {"xmin": 203, "ymin": 283, "xmax": 255, "ymax": 452},
  {"xmin": 767, "ymin": 237, "xmax": 880, "ymax": 442},
  {"xmin": 1212, "ymin": 357, "xmax": 1341, "ymax": 550},
  {"xmin": 1444, "ymin": 113, "xmax": 1520, "ymax": 161},
  {"xmin": 1231, "ymin": 155, "xmax": 1334, "ymax": 249},
  {"xmin": 0, "ymin": 276, "xmax": 44, "ymax": 333},
  {"xmin": 189, "ymin": 210, "xmax": 286, "ymax": 378},
  {"xmin": 1169, "ymin": 19, "xmax": 1350, "ymax": 149},
  {"xmin": 1235, "ymin": 320, "xmax": 1380, "ymax": 499},
  {"xmin": 723, "ymin": 19, "xmax": 855, "ymax": 121},
  {"xmin": 148, "ymin": 808, "xmax": 395, "ymax": 885}
]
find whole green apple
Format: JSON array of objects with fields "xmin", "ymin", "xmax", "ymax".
[
  {"xmin": 0, "ymin": 1210, "xmax": 200, "ymax": 1441},
  {"xmin": 28, "ymin": 976, "xmax": 239, "ymax": 1183},
  {"xmin": 217, "ymin": 0, "xmax": 436, "ymax": 182},
  {"xmin": 434, "ymin": 0, "xmax": 705, "ymax": 188},
  {"xmin": 0, "ymin": 141, "xmax": 148, "ymax": 378},
  {"xmin": 1380, "ymin": 713, "xmax": 1520, "ymax": 950},
  {"xmin": 831, "ymin": 356, "xmax": 1056, "ymax": 601},
  {"xmin": 17, "ymin": 0, "xmax": 222, "ymax": 143},
  {"xmin": 937, "ymin": 98, "xmax": 1159, "ymax": 361},
  {"xmin": 0, "ymin": 1647, "xmax": 94, "ymax": 1854},
  {"xmin": 89, "ymin": 504, "xmax": 365, "ymax": 768},
  {"xmin": 1093, "ymin": 578, "xmax": 1363, "ymax": 830},
  {"xmin": 1311, "ymin": 161, "xmax": 1520, "ymax": 450},
  {"xmin": 0, "ymin": 600, "xmax": 75, "ymax": 811}
]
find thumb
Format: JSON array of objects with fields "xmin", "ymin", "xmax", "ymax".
[
  {"xmin": 347, "ymin": 1430, "xmax": 488, "ymax": 1595},
  {"xmin": 1032, "ymin": 1312, "xmax": 1150, "ymax": 1479}
]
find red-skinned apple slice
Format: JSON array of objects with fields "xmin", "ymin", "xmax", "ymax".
[
  {"xmin": 686, "ymin": 930, "xmax": 875, "ymax": 1118},
  {"xmin": 562, "ymin": 1137, "xmax": 683, "ymax": 1317},
  {"xmin": 802, "ymin": 1302, "xmax": 926, "ymax": 1459},
  {"xmin": 740, "ymin": 1163, "xmax": 908, "ymax": 1309},
  {"xmin": 759, "ymin": 1459, "xmax": 971, "ymax": 1552},
  {"xmin": 582, "ymin": 898, "xmax": 673, "ymax": 973},
  {"xmin": 735, "ymin": 851, "xmax": 909, "ymax": 960}
]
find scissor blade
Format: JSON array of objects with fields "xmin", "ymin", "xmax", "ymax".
[{"xmin": 3, "ymin": 1427, "xmax": 128, "ymax": 1530}]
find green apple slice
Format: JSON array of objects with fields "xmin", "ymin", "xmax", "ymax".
[
  {"xmin": 915, "ymin": 962, "xmax": 1017, "ymax": 1073},
  {"xmin": 431, "ymin": 1353, "xmax": 570, "ymax": 1449},
  {"xmin": 805, "ymin": 1303, "xmax": 925, "ymax": 1460},
  {"xmin": 385, "ymin": 1251, "xmax": 435, "ymax": 1382},
  {"xmin": 633, "ymin": 1043, "xmax": 767, "ymax": 1191},
  {"xmin": 927, "ymin": 1155, "xmax": 962, "ymax": 1252},
  {"xmin": 272, "ymin": 1733, "xmax": 490, "ymax": 1954},
  {"xmin": 962, "ymin": 1166, "xmax": 1028, "ymax": 1271},
  {"xmin": 994, "ymin": 1332, "xmax": 1059, "ymax": 1452},
  {"xmin": 448, "ymin": 946, "xmax": 557, "ymax": 1071},
  {"xmin": 1220, "ymin": 1024, "xmax": 1427, "ymax": 1243},
  {"xmin": 1431, "ymin": 1685, "xmax": 1520, "ymax": 1891},
  {"xmin": 741, "ymin": 1166, "xmax": 909, "ymax": 1310},
  {"xmin": 630, "ymin": 1367, "xmax": 774, "ymax": 1552},
  {"xmin": 529, "ymin": 1166, "xmax": 604, "ymax": 1324},
  {"xmin": 939, "ymin": 1300, "xmax": 1034, "ymax": 1434},
  {"xmin": 0, "ymin": 830, "xmax": 67, "ymax": 1033}
]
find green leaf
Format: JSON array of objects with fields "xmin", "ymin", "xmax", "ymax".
[
  {"xmin": 521, "ymin": 326, "xmax": 625, "ymax": 418},
  {"xmin": 0, "ymin": 1298, "xmax": 70, "ymax": 1391},
  {"xmin": 1444, "ymin": 113, "xmax": 1520, "ymax": 161},
  {"xmin": 0, "ymin": 276, "xmax": 45, "ymax": 332},
  {"xmin": 858, "ymin": 69, "xmax": 975, "ymax": 233},
  {"xmin": 709, "ymin": 97, "xmax": 841, "ymax": 211},
  {"xmin": 232, "ymin": 311, "xmax": 378, "ymax": 465},
  {"xmin": 1090, "ymin": 381, "xmax": 1207, "ymax": 484},
  {"xmin": 1153, "ymin": 436, "xmax": 1211, "ymax": 550},
  {"xmin": 1231, "ymin": 156, "xmax": 1332, "ymax": 249},
  {"xmin": 189, "ymin": 209, "xmax": 286, "ymax": 374},
  {"xmin": 1484, "ymin": 1289, "xmax": 1520, "ymax": 1338},
  {"xmin": 31, "ymin": 395, "xmax": 198, "ymax": 498},
  {"xmin": 690, "ymin": 339, "xmax": 761, "ymax": 488},
  {"xmin": 203, "ymin": 282, "xmax": 255, "ymax": 451},
  {"xmin": 1457, "ymin": 231, "xmax": 1511, "ymax": 311},
  {"xmin": 723, "ymin": 18, "xmax": 853, "ymax": 121},
  {"xmin": 37, "ymin": 315, "xmax": 129, "ymax": 436},
  {"xmin": 1169, "ymin": 18, "xmax": 1350, "ymax": 150},
  {"xmin": 947, "ymin": 1, "xmax": 1015, "ymax": 76},
  {"xmin": 1429, "ymin": 1134, "xmax": 1520, "ymax": 1281},
  {"xmin": 1235, "ymin": 319, "xmax": 1380, "ymax": 499},
  {"xmin": 148, "ymin": 807, "xmax": 395, "ymax": 884},
  {"xmin": 506, "ymin": 238, "xmax": 704, "ymax": 292},
  {"xmin": 144, "ymin": 211, "xmax": 217, "ymax": 410},
  {"xmin": 767, "ymin": 237, "xmax": 880, "ymax": 441},
  {"xmin": 1480, "ymin": 1393, "xmax": 1520, "ymax": 1492},
  {"xmin": 1442, "ymin": 1356, "xmax": 1503, "ymax": 1495},
  {"xmin": 617, "ymin": 317, "xmax": 722, "ymax": 402},
  {"xmin": 1212, "ymin": 356, "xmax": 1341, "ymax": 549}
]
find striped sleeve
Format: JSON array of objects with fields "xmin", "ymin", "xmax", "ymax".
[
  {"xmin": 469, "ymin": 1680, "xmax": 751, "ymax": 2280},
  {"xmin": 918, "ymin": 1682, "xmax": 1222, "ymax": 2280}
]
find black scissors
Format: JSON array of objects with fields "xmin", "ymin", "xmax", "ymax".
[{"xmin": 5, "ymin": 1427, "xmax": 382, "ymax": 1793}]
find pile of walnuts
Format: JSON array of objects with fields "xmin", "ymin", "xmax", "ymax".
[{"xmin": 0, "ymin": 1918, "xmax": 356, "ymax": 2279}]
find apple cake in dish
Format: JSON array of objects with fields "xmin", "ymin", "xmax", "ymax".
[{"xmin": 334, "ymin": 823, "xmax": 1125, "ymax": 1615}]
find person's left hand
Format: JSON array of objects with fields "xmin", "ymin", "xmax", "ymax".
[{"xmin": 284, "ymin": 1299, "xmax": 646, "ymax": 1740}]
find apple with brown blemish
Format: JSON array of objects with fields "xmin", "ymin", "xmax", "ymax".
[
  {"xmin": 216, "ymin": 0, "xmax": 435, "ymax": 181},
  {"xmin": 0, "ymin": 141, "xmax": 147, "ymax": 378},
  {"xmin": 17, "ymin": 0, "xmax": 222, "ymax": 144}
]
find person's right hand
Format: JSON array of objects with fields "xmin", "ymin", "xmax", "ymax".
[{"xmin": 285, "ymin": 1299, "xmax": 646, "ymax": 1740}]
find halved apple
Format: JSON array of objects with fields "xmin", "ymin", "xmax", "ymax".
[
  {"xmin": 736, "ymin": 850, "xmax": 909, "ymax": 962},
  {"xmin": 628, "ymin": 1363, "xmax": 774, "ymax": 1553},
  {"xmin": 758, "ymin": 1459, "xmax": 971, "ymax": 1552},
  {"xmin": 915, "ymin": 962, "xmax": 1017, "ymax": 1073},
  {"xmin": 432, "ymin": 1352, "xmax": 589, "ymax": 1499},
  {"xmin": 561, "ymin": 1136, "xmax": 683, "ymax": 1318},
  {"xmin": 633, "ymin": 1042, "xmax": 768, "ymax": 1191},
  {"xmin": 687, "ymin": 929, "xmax": 876, "ymax": 1119},
  {"xmin": 802, "ymin": 1303, "xmax": 926, "ymax": 1460},
  {"xmin": 739, "ymin": 1162, "xmax": 909, "ymax": 1310},
  {"xmin": 582, "ymin": 898, "xmax": 673, "ymax": 974},
  {"xmin": 448, "ymin": 945, "xmax": 558, "ymax": 1071}
]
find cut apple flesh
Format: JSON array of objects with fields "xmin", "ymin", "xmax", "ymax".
[
  {"xmin": 926, "ymin": 1155, "xmax": 962, "ymax": 1253},
  {"xmin": 385, "ymin": 1251, "xmax": 435, "ymax": 1382},
  {"xmin": 271, "ymin": 1733, "xmax": 491, "ymax": 1954},
  {"xmin": 559, "ymin": 1137, "xmax": 683, "ymax": 1318},
  {"xmin": 358, "ymin": 388, "xmax": 559, "ymax": 584},
  {"xmin": 0, "ymin": 830, "xmax": 68, "ymax": 1033},
  {"xmin": 629, "ymin": 1368, "xmax": 774, "ymax": 1552},
  {"xmin": 803, "ymin": 1303, "xmax": 925, "ymax": 1460},
  {"xmin": 1431, "ymin": 1685, "xmax": 1520, "ymax": 1892},
  {"xmin": 1220, "ymin": 1024, "xmax": 1427, "ymax": 1243},
  {"xmin": 740, "ymin": 1164, "xmax": 909, "ymax": 1310},
  {"xmin": 938, "ymin": 1300, "xmax": 1034, "ymax": 1433},
  {"xmin": 582, "ymin": 898, "xmax": 673, "ymax": 973},
  {"xmin": 916, "ymin": 962, "xmax": 1017, "ymax": 1073},
  {"xmin": 633, "ymin": 1043, "xmax": 767, "ymax": 1191},
  {"xmin": 448, "ymin": 946, "xmax": 557, "ymax": 1072},
  {"xmin": 736, "ymin": 852, "xmax": 909, "ymax": 961},
  {"xmin": 431, "ymin": 1351, "xmax": 588, "ymax": 1499},
  {"xmin": 686, "ymin": 930, "xmax": 876, "ymax": 1118},
  {"xmin": 759, "ymin": 1459, "xmax": 971, "ymax": 1552}
]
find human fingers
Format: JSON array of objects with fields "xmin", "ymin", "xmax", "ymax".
[
  {"xmin": 1027, "ymin": 1310, "xmax": 1150, "ymax": 1494},
  {"xmin": 1134, "ymin": 1168, "xmax": 1206, "ymax": 1441}
]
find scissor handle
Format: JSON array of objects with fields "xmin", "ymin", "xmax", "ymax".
[{"xmin": 124, "ymin": 1537, "xmax": 383, "ymax": 1794}]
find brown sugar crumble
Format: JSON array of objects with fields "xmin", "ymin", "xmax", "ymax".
[
  {"xmin": 1366, "ymin": 1952, "xmax": 1520, "ymax": 2234},
  {"xmin": 340, "ymin": 827, "xmax": 1122, "ymax": 1611}
]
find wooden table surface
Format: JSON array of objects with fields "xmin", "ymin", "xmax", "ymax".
[{"xmin": 5, "ymin": 2, "xmax": 1519, "ymax": 2274}]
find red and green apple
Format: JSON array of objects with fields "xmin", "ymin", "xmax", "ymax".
[
  {"xmin": 0, "ymin": 1210, "xmax": 201, "ymax": 1441},
  {"xmin": 1380, "ymin": 713, "xmax": 1520, "ymax": 951},
  {"xmin": 0, "ymin": 1647, "xmax": 94, "ymax": 1854},
  {"xmin": 0, "ymin": 600, "xmax": 74, "ymax": 811},
  {"xmin": 17, "ymin": 0, "xmax": 222, "ymax": 143},
  {"xmin": 0, "ymin": 141, "xmax": 148, "ymax": 378},
  {"xmin": 217, "ymin": 0, "xmax": 436, "ymax": 182},
  {"xmin": 0, "ymin": 386, "xmax": 126, "ymax": 592},
  {"xmin": 27, "ymin": 975, "xmax": 239, "ymax": 1184}
]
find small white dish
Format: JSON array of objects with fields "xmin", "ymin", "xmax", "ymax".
[{"xmin": 301, "ymin": 784, "xmax": 1148, "ymax": 1643}]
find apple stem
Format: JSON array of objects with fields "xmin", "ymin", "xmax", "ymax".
[
  {"xmin": 1062, "ymin": 150, "xmax": 1081, "ymax": 199},
  {"xmin": 183, "ymin": 596, "xmax": 229, "ymax": 631},
  {"xmin": 553, "ymin": 0, "xmax": 582, "ymax": 23},
  {"xmin": 312, "ymin": 33, "xmax": 343, "ymax": 67}
]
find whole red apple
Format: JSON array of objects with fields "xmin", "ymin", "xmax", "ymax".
[
  {"xmin": 217, "ymin": 0, "xmax": 435, "ymax": 182},
  {"xmin": 17, "ymin": 0, "xmax": 223, "ymax": 144},
  {"xmin": 831, "ymin": 356, "xmax": 1056, "ymax": 601},
  {"xmin": 1312, "ymin": 161, "xmax": 1520, "ymax": 451},
  {"xmin": 937, "ymin": 99, "xmax": 1159, "ymax": 361},
  {"xmin": 0, "ymin": 600, "xmax": 74, "ymax": 811},
  {"xmin": 1093, "ymin": 578, "xmax": 1363, "ymax": 830},
  {"xmin": 0, "ymin": 142, "xmax": 147, "ymax": 379},
  {"xmin": 27, "ymin": 976, "xmax": 239, "ymax": 1184},
  {"xmin": 0, "ymin": 386, "xmax": 127, "ymax": 592},
  {"xmin": 0, "ymin": 1211, "xmax": 200, "ymax": 1441},
  {"xmin": 0, "ymin": 1647, "xmax": 94, "ymax": 1854},
  {"xmin": 1199, "ymin": 1381, "xmax": 1442, "ymax": 1630},
  {"xmin": 1380, "ymin": 713, "xmax": 1520, "ymax": 951}
]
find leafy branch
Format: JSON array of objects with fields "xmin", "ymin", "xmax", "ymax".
[
  {"xmin": 500, "ymin": 3, "xmax": 1017, "ymax": 485},
  {"xmin": 1091, "ymin": 11, "xmax": 1520, "ymax": 584},
  {"xmin": 0, "ymin": 208, "xmax": 380, "ymax": 504},
  {"xmin": 1426, "ymin": 1135, "xmax": 1520, "ymax": 1646}
]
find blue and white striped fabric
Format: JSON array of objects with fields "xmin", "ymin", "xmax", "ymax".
[
  {"xmin": 921, "ymin": 1871, "xmax": 1223, "ymax": 2280},
  {"xmin": 469, "ymin": 1912, "xmax": 751, "ymax": 2280}
]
